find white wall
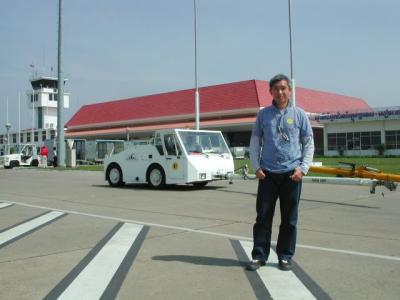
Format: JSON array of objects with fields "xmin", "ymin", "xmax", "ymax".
[{"xmin": 323, "ymin": 119, "xmax": 400, "ymax": 156}]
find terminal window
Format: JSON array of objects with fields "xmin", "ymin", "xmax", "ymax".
[
  {"xmin": 385, "ymin": 130, "xmax": 400, "ymax": 149},
  {"xmin": 328, "ymin": 131, "xmax": 381, "ymax": 151}
]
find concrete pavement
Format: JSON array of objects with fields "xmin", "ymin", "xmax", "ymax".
[{"xmin": 0, "ymin": 168, "xmax": 399, "ymax": 299}]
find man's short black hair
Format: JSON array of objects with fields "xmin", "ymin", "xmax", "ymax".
[{"xmin": 269, "ymin": 74, "xmax": 291, "ymax": 89}]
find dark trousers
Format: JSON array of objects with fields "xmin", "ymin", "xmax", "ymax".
[{"xmin": 251, "ymin": 170, "xmax": 302, "ymax": 261}]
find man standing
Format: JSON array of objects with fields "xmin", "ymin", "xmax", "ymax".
[
  {"xmin": 52, "ymin": 147, "xmax": 58, "ymax": 168},
  {"xmin": 247, "ymin": 74, "xmax": 314, "ymax": 271}
]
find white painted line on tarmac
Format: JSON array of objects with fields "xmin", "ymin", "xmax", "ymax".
[
  {"xmin": 240, "ymin": 240, "xmax": 316, "ymax": 300},
  {"xmin": 0, "ymin": 211, "xmax": 66, "ymax": 247},
  {"xmin": 7, "ymin": 200, "xmax": 249, "ymax": 240},
  {"xmin": 0, "ymin": 202, "xmax": 13, "ymax": 209},
  {"xmin": 8, "ymin": 200, "xmax": 400, "ymax": 262},
  {"xmin": 296, "ymin": 243, "xmax": 400, "ymax": 262},
  {"xmin": 57, "ymin": 223, "xmax": 143, "ymax": 300}
]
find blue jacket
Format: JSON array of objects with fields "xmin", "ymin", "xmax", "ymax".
[{"xmin": 249, "ymin": 102, "xmax": 314, "ymax": 174}]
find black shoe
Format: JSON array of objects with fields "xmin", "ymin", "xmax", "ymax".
[
  {"xmin": 278, "ymin": 259, "xmax": 292, "ymax": 271},
  {"xmin": 246, "ymin": 260, "xmax": 266, "ymax": 271}
]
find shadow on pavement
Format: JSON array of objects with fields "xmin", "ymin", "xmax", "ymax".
[
  {"xmin": 152, "ymin": 255, "xmax": 245, "ymax": 267},
  {"xmin": 91, "ymin": 184, "xmax": 226, "ymax": 192}
]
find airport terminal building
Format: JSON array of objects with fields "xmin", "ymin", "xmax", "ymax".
[
  {"xmin": 64, "ymin": 79, "xmax": 400, "ymax": 156},
  {"xmin": 1, "ymin": 79, "xmax": 400, "ymax": 157}
]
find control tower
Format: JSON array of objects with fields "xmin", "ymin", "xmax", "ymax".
[{"xmin": 28, "ymin": 76, "xmax": 70, "ymax": 130}]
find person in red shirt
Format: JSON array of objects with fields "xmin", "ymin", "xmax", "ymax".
[{"xmin": 40, "ymin": 145, "xmax": 48, "ymax": 167}]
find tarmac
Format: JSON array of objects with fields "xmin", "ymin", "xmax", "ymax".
[{"xmin": 0, "ymin": 168, "xmax": 399, "ymax": 299}]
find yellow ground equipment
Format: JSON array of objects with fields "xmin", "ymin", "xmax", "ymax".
[
  {"xmin": 309, "ymin": 162, "xmax": 399, "ymax": 193},
  {"xmin": 233, "ymin": 162, "xmax": 399, "ymax": 194}
]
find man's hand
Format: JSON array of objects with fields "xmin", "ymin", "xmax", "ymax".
[
  {"xmin": 290, "ymin": 167, "xmax": 303, "ymax": 182},
  {"xmin": 255, "ymin": 168, "xmax": 266, "ymax": 180}
]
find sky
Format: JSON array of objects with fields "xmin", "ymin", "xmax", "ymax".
[{"xmin": 1, "ymin": 0, "xmax": 399, "ymax": 132}]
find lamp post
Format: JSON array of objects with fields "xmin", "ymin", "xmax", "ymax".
[
  {"xmin": 5, "ymin": 123, "xmax": 11, "ymax": 155},
  {"xmin": 30, "ymin": 63, "xmax": 35, "ymax": 144},
  {"xmin": 18, "ymin": 92, "xmax": 21, "ymax": 150},
  {"xmin": 57, "ymin": 0, "xmax": 65, "ymax": 167},
  {"xmin": 5, "ymin": 96, "xmax": 11, "ymax": 155},
  {"xmin": 193, "ymin": 0, "xmax": 200, "ymax": 130},
  {"xmin": 32, "ymin": 89, "xmax": 35, "ymax": 144},
  {"xmin": 288, "ymin": 0, "xmax": 296, "ymax": 107}
]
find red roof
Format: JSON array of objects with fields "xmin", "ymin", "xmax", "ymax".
[
  {"xmin": 66, "ymin": 79, "xmax": 370, "ymax": 129},
  {"xmin": 294, "ymin": 86, "xmax": 370, "ymax": 113}
]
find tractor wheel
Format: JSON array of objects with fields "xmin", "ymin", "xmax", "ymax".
[
  {"xmin": 107, "ymin": 164, "xmax": 125, "ymax": 187},
  {"xmin": 147, "ymin": 165, "xmax": 166, "ymax": 189}
]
